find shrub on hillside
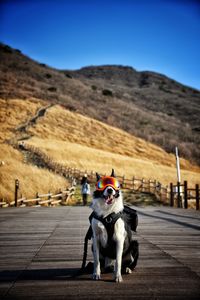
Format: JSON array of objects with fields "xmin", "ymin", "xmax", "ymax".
[
  {"xmin": 91, "ymin": 85, "xmax": 97, "ymax": 91},
  {"xmin": 1, "ymin": 44, "xmax": 12, "ymax": 53},
  {"xmin": 45, "ymin": 73, "xmax": 52, "ymax": 79},
  {"xmin": 65, "ymin": 73, "xmax": 73, "ymax": 79},
  {"xmin": 48, "ymin": 86, "xmax": 57, "ymax": 92},
  {"xmin": 102, "ymin": 89, "xmax": 113, "ymax": 96}
]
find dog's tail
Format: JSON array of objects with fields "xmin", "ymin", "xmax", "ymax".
[
  {"xmin": 129, "ymin": 240, "xmax": 139, "ymax": 270},
  {"xmin": 81, "ymin": 225, "xmax": 93, "ymax": 271}
]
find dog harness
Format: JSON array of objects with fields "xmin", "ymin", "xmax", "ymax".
[
  {"xmin": 89, "ymin": 211, "xmax": 123, "ymax": 241},
  {"xmin": 91, "ymin": 211, "xmax": 124, "ymax": 259},
  {"xmin": 81, "ymin": 206, "xmax": 138, "ymax": 270}
]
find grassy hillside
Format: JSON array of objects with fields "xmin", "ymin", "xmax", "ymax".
[
  {"xmin": 0, "ymin": 143, "xmax": 68, "ymax": 202},
  {"xmin": 0, "ymin": 98, "xmax": 199, "ymax": 203},
  {"xmin": 26, "ymin": 104, "xmax": 200, "ymax": 186},
  {"xmin": 0, "ymin": 98, "xmax": 69, "ymax": 202},
  {"xmin": 1, "ymin": 43, "xmax": 200, "ymax": 165}
]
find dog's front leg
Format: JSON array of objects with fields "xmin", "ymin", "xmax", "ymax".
[
  {"xmin": 92, "ymin": 234, "xmax": 101, "ymax": 280},
  {"xmin": 114, "ymin": 219, "xmax": 125, "ymax": 283},
  {"xmin": 114, "ymin": 239, "xmax": 124, "ymax": 282}
]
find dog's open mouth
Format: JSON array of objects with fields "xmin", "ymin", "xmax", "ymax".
[{"xmin": 104, "ymin": 195, "xmax": 114, "ymax": 205}]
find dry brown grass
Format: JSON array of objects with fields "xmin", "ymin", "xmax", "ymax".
[
  {"xmin": 28, "ymin": 105, "xmax": 199, "ymax": 170},
  {"xmin": 0, "ymin": 98, "xmax": 46, "ymax": 142},
  {"xmin": 27, "ymin": 105, "xmax": 200, "ymax": 186},
  {"xmin": 1, "ymin": 99, "xmax": 199, "ymax": 204},
  {"xmin": 0, "ymin": 143, "xmax": 68, "ymax": 202},
  {"xmin": 1, "ymin": 44, "xmax": 199, "ymax": 165},
  {"xmin": 0, "ymin": 99, "xmax": 69, "ymax": 202}
]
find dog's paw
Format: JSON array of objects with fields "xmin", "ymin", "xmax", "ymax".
[
  {"xmin": 92, "ymin": 273, "xmax": 101, "ymax": 280},
  {"xmin": 114, "ymin": 274, "xmax": 123, "ymax": 283},
  {"xmin": 125, "ymin": 267, "xmax": 132, "ymax": 274}
]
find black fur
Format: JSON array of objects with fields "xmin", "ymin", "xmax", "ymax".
[{"xmin": 93, "ymin": 190, "xmax": 103, "ymax": 198}]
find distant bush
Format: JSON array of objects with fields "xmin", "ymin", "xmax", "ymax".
[
  {"xmin": 48, "ymin": 86, "xmax": 57, "ymax": 92},
  {"xmin": 159, "ymin": 85, "xmax": 172, "ymax": 93},
  {"xmin": 66, "ymin": 105, "xmax": 76, "ymax": 112},
  {"xmin": 91, "ymin": 85, "xmax": 97, "ymax": 91},
  {"xmin": 2, "ymin": 45, "xmax": 12, "ymax": 54},
  {"xmin": 65, "ymin": 73, "xmax": 73, "ymax": 79},
  {"xmin": 45, "ymin": 73, "xmax": 52, "ymax": 79},
  {"xmin": 139, "ymin": 74, "xmax": 149, "ymax": 87},
  {"xmin": 102, "ymin": 89, "xmax": 113, "ymax": 96}
]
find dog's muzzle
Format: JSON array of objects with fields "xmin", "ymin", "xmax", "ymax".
[{"xmin": 103, "ymin": 187, "xmax": 119, "ymax": 205}]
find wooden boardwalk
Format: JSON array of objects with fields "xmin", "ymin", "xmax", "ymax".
[{"xmin": 0, "ymin": 206, "xmax": 199, "ymax": 299}]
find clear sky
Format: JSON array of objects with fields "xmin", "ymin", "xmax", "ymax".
[{"xmin": 0, "ymin": 0, "xmax": 200, "ymax": 90}]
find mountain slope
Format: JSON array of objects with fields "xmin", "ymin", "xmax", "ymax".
[
  {"xmin": 0, "ymin": 98, "xmax": 69, "ymax": 202},
  {"xmin": 0, "ymin": 98, "xmax": 199, "ymax": 202},
  {"xmin": 0, "ymin": 43, "xmax": 200, "ymax": 165},
  {"xmin": 26, "ymin": 104, "xmax": 200, "ymax": 186}
]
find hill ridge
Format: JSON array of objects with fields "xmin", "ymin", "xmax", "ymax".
[{"xmin": 0, "ymin": 43, "xmax": 200, "ymax": 165}]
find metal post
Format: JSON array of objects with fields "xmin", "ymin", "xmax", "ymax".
[
  {"xmin": 175, "ymin": 147, "xmax": 181, "ymax": 183},
  {"xmin": 175, "ymin": 147, "xmax": 182, "ymax": 207},
  {"xmin": 14, "ymin": 179, "xmax": 19, "ymax": 207}
]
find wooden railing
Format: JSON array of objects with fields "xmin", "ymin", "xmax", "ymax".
[
  {"xmin": 1, "ymin": 142, "xmax": 199, "ymax": 210},
  {"xmin": 170, "ymin": 181, "xmax": 199, "ymax": 210},
  {"xmin": 0, "ymin": 183, "xmax": 75, "ymax": 208}
]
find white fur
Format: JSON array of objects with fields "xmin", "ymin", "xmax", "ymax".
[{"xmin": 90, "ymin": 186, "xmax": 126, "ymax": 282}]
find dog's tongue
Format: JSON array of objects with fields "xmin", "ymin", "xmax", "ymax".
[{"xmin": 105, "ymin": 195, "xmax": 113, "ymax": 205}]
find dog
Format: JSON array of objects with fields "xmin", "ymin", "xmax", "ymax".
[{"xmin": 90, "ymin": 169, "xmax": 138, "ymax": 282}]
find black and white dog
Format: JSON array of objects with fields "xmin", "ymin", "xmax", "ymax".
[{"xmin": 90, "ymin": 170, "xmax": 138, "ymax": 282}]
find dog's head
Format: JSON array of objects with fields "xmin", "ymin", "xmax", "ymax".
[{"xmin": 91, "ymin": 169, "xmax": 123, "ymax": 215}]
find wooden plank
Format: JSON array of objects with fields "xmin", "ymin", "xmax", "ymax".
[{"xmin": 0, "ymin": 206, "xmax": 199, "ymax": 300}]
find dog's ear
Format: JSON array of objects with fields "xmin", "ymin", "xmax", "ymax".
[
  {"xmin": 111, "ymin": 168, "xmax": 116, "ymax": 177},
  {"xmin": 96, "ymin": 172, "xmax": 101, "ymax": 181}
]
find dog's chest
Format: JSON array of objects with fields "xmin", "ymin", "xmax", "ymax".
[
  {"xmin": 93, "ymin": 220, "xmax": 108, "ymax": 248},
  {"xmin": 94, "ymin": 219, "xmax": 123, "ymax": 259}
]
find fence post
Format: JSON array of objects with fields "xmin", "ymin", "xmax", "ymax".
[
  {"xmin": 170, "ymin": 183, "xmax": 174, "ymax": 207},
  {"xmin": 132, "ymin": 176, "xmax": 135, "ymax": 190},
  {"xmin": 123, "ymin": 175, "xmax": 125, "ymax": 189},
  {"xmin": 36, "ymin": 192, "xmax": 39, "ymax": 206},
  {"xmin": 14, "ymin": 179, "xmax": 19, "ymax": 207},
  {"xmin": 148, "ymin": 179, "xmax": 151, "ymax": 193},
  {"xmin": 141, "ymin": 178, "xmax": 144, "ymax": 192},
  {"xmin": 184, "ymin": 181, "xmax": 188, "ymax": 209},
  {"xmin": 177, "ymin": 182, "xmax": 181, "ymax": 208},
  {"xmin": 196, "ymin": 184, "xmax": 199, "ymax": 210},
  {"xmin": 153, "ymin": 180, "xmax": 157, "ymax": 194}
]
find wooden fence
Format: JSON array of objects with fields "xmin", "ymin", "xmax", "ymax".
[
  {"xmin": 12, "ymin": 143, "xmax": 168, "ymax": 201},
  {"xmin": 170, "ymin": 181, "xmax": 199, "ymax": 210},
  {"xmin": 0, "ymin": 180, "xmax": 75, "ymax": 208},
  {"xmin": 1, "ymin": 141, "xmax": 199, "ymax": 210}
]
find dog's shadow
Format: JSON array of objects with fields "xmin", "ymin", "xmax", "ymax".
[
  {"xmin": 0, "ymin": 264, "xmax": 125, "ymax": 283},
  {"xmin": 0, "ymin": 267, "xmax": 93, "ymax": 282}
]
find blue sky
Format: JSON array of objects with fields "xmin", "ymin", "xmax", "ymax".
[{"xmin": 0, "ymin": 0, "xmax": 200, "ymax": 89}]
